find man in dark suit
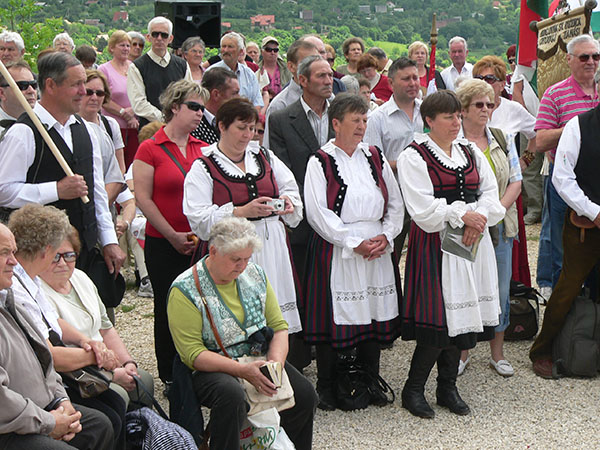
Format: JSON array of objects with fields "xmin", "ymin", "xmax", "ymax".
[
  {"xmin": 191, "ymin": 67, "xmax": 240, "ymax": 144},
  {"xmin": 269, "ymin": 54, "xmax": 334, "ymax": 282}
]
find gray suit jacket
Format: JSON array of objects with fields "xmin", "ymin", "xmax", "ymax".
[{"xmin": 268, "ymin": 98, "xmax": 334, "ymax": 245}]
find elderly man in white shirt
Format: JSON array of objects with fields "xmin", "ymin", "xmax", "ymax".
[
  {"xmin": 427, "ymin": 36, "xmax": 473, "ymax": 94},
  {"xmin": 126, "ymin": 16, "xmax": 193, "ymax": 127},
  {"xmin": 0, "ymin": 52, "xmax": 125, "ymax": 275}
]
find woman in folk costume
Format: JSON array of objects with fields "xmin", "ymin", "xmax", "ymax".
[
  {"xmin": 397, "ymin": 90, "xmax": 505, "ymax": 419},
  {"xmin": 183, "ymin": 97, "xmax": 303, "ymax": 339},
  {"xmin": 303, "ymin": 93, "xmax": 404, "ymax": 411}
]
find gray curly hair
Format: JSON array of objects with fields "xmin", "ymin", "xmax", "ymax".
[
  {"xmin": 208, "ymin": 217, "xmax": 262, "ymax": 254},
  {"xmin": 8, "ymin": 204, "xmax": 71, "ymax": 260}
]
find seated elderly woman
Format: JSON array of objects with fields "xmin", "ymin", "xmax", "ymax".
[
  {"xmin": 39, "ymin": 225, "xmax": 155, "ymax": 402},
  {"xmin": 8, "ymin": 204, "xmax": 126, "ymax": 450},
  {"xmin": 168, "ymin": 217, "xmax": 318, "ymax": 450}
]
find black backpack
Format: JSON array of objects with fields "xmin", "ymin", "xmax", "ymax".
[
  {"xmin": 504, "ymin": 280, "xmax": 541, "ymax": 341},
  {"xmin": 552, "ymin": 292, "xmax": 600, "ymax": 378}
]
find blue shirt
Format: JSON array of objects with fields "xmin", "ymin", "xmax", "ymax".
[{"xmin": 207, "ymin": 60, "xmax": 264, "ymax": 107}]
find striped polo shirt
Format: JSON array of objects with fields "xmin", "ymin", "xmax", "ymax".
[{"xmin": 535, "ymin": 75, "xmax": 599, "ymax": 162}]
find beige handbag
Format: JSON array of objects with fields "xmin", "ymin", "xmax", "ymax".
[{"xmin": 192, "ymin": 265, "xmax": 295, "ymax": 416}]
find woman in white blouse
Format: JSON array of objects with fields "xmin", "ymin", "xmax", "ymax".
[
  {"xmin": 183, "ymin": 97, "xmax": 303, "ymax": 338},
  {"xmin": 397, "ymin": 90, "xmax": 505, "ymax": 419},
  {"xmin": 303, "ymin": 93, "xmax": 404, "ymax": 411}
]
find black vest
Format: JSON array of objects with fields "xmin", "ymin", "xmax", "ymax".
[
  {"xmin": 133, "ymin": 53, "xmax": 188, "ymax": 128},
  {"xmin": 576, "ymin": 106, "xmax": 600, "ymax": 206},
  {"xmin": 19, "ymin": 113, "xmax": 98, "ymax": 250}
]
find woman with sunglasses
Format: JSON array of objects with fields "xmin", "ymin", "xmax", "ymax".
[
  {"xmin": 472, "ymin": 56, "xmax": 536, "ymax": 311},
  {"xmin": 183, "ymin": 97, "xmax": 304, "ymax": 347},
  {"xmin": 39, "ymin": 226, "xmax": 155, "ymax": 417},
  {"xmin": 99, "ymin": 30, "xmax": 139, "ymax": 171},
  {"xmin": 397, "ymin": 90, "xmax": 505, "ymax": 419},
  {"xmin": 80, "ymin": 70, "xmax": 126, "ymax": 205},
  {"xmin": 133, "ymin": 80, "xmax": 208, "ymax": 390},
  {"xmin": 257, "ymin": 37, "xmax": 291, "ymax": 99},
  {"xmin": 455, "ymin": 79, "xmax": 523, "ymax": 378}
]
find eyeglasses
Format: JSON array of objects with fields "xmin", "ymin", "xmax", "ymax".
[
  {"xmin": 263, "ymin": 47, "xmax": 279, "ymax": 53},
  {"xmin": 472, "ymin": 101, "xmax": 495, "ymax": 109},
  {"xmin": 132, "ymin": 42, "xmax": 144, "ymax": 48},
  {"xmin": 255, "ymin": 129, "xmax": 265, "ymax": 135},
  {"xmin": 508, "ymin": 58, "xmax": 515, "ymax": 64},
  {"xmin": 326, "ymin": 58, "xmax": 335, "ymax": 63},
  {"xmin": 474, "ymin": 74, "xmax": 501, "ymax": 84},
  {"xmin": 183, "ymin": 101, "xmax": 205, "ymax": 112},
  {"xmin": 85, "ymin": 89, "xmax": 106, "ymax": 97},
  {"xmin": 0, "ymin": 80, "xmax": 38, "ymax": 91},
  {"xmin": 150, "ymin": 31, "xmax": 169, "ymax": 40},
  {"xmin": 572, "ymin": 53, "xmax": 600, "ymax": 62},
  {"xmin": 52, "ymin": 251, "xmax": 77, "ymax": 264}
]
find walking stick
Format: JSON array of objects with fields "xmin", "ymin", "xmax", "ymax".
[{"xmin": 0, "ymin": 60, "xmax": 89, "ymax": 203}]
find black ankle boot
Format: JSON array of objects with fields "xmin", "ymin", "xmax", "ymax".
[
  {"xmin": 401, "ymin": 384, "xmax": 434, "ymax": 418},
  {"xmin": 317, "ymin": 387, "xmax": 337, "ymax": 411},
  {"xmin": 436, "ymin": 386, "xmax": 470, "ymax": 415}
]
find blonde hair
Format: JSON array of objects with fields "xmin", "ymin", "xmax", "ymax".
[
  {"xmin": 455, "ymin": 79, "xmax": 495, "ymax": 110},
  {"xmin": 408, "ymin": 41, "xmax": 429, "ymax": 59},
  {"xmin": 108, "ymin": 30, "xmax": 132, "ymax": 52},
  {"xmin": 159, "ymin": 79, "xmax": 203, "ymax": 123}
]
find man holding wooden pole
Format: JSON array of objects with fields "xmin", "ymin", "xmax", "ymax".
[{"xmin": 0, "ymin": 52, "xmax": 125, "ymax": 276}]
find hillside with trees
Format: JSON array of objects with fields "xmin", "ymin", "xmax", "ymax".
[{"xmin": 0, "ymin": 0, "xmax": 520, "ymax": 68}]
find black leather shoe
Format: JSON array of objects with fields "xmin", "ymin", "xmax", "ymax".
[
  {"xmin": 436, "ymin": 388, "xmax": 470, "ymax": 415},
  {"xmin": 401, "ymin": 388, "xmax": 434, "ymax": 418},
  {"xmin": 317, "ymin": 389, "xmax": 337, "ymax": 411}
]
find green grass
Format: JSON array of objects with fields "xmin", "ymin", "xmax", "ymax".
[{"xmin": 121, "ymin": 304, "xmax": 135, "ymax": 313}]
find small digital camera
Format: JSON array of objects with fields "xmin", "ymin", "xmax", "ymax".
[{"xmin": 268, "ymin": 198, "xmax": 285, "ymax": 212}]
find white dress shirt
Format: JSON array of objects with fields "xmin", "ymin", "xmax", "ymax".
[
  {"xmin": 206, "ymin": 60, "xmax": 264, "ymax": 107},
  {"xmin": 127, "ymin": 49, "xmax": 193, "ymax": 122},
  {"xmin": 440, "ymin": 62, "xmax": 473, "ymax": 91},
  {"xmin": 364, "ymin": 97, "xmax": 423, "ymax": 163},
  {"xmin": 553, "ymin": 115, "xmax": 600, "ymax": 221},
  {"xmin": 300, "ymin": 96, "xmax": 329, "ymax": 147},
  {"xmin": 0, "ymin": 103, "xmax": 118, "ymax": 246},
  {"xmin": 12, "ymin": 264, "xmax": 62, "ymax": 340}
]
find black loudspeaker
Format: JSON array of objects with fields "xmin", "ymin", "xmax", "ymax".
[{"xmin": 155, "ymin": 0, "xmax": 221, "ymax": 49}]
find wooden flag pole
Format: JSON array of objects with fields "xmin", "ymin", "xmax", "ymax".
[
  {"xmin": 429, "ymin": 13, "xmax": 438, "ymax": 83},
  {"xmin": 0, "ymin": 60, "xmax": 89, "ymax": 204}
]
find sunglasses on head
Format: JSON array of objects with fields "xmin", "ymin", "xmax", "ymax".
[
  {"xmin": 183, "ymin": 101, "xmax": 204, "ymax": 112},
  {"xmin": 474, "ymin": 74, "xmax": 500, "ymax": 84},
  {"xmin": 263, "ymin": 47, "xmax": 279, "ymax": 53},
  {"xmin": 85, "ymin": 89, "xmax": 106, "ymax": 97},
  {"xmin": 472, "ymin": 101, "xmax": 495, "ymax": 109},
  {"xmin": 150, "ymin": 31, "xmax": 169, "ymax": 39},
  {"xmin": 573, "ymin": 53, "xmax": 600, "ymax": 62},
  {"xmin": 52, "ymin": 251, "xmax": 77, "ymax": 264},
  {"xmin": 0, "ymin": 80, "xmax": 38, "ymax": 91}
]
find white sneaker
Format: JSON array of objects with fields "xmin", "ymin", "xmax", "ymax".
[
  {"xmin": 138, "ymin": 277, "xmax": 154, "ymax": 298},
  {"xmin": 457, "ymin": 356, "xmax": 470, "ymax": 376},
  {"xmin": 489, "ymin": 358, "xmax": 514, "ymax": 377}
]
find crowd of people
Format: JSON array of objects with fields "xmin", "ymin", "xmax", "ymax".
[{"xmin": 0, "ymin": 15, "xmax": 598, "ymax": 450}]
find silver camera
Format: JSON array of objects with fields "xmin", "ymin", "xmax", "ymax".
[{"xmin": 267, "ymin": 198, "xmax": 285, "ymax": 212}]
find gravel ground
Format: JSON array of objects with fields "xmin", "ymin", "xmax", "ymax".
[{"xmin": 115, "ymin": 223, "xmax": 594, "ymax": 449}]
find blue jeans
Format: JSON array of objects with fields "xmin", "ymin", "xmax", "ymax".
[
  {"xmin": 547, "ymin": 164, "xmax": 568, "ymax": 287},
  {"xmin": 495, "ymin": 223, "xmax": 513, "ymax": 332},
  {"xmin": 536, "ymin": 175, "xmax": 552, "ymax": 288}
]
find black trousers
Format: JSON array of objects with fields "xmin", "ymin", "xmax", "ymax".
[
  {"xmin": 192, "ymin": 363, "xmax": 318, "ymax": 450},
  {"xmin": 145, "ymin": 235, "xmax": 191, "ymax": 382},
  {"xmin": 0, "ymin": 404, "xmax": 114, "ymax": 450},
  {"xmin": 67, "ymin": 387, "xmax": 126, "ymax": 450}
]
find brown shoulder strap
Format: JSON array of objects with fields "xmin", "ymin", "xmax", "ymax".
[{"xmin": 192, "ymin": 264, "xmax": 231, "ymax": 358}]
